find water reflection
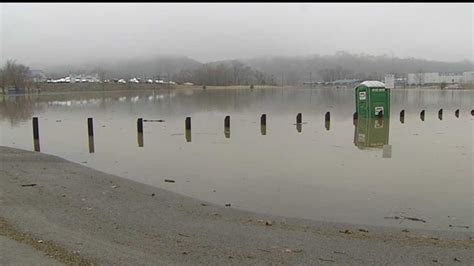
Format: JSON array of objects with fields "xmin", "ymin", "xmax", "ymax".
[
  {"xmin": 296, "ymin": 123, "xmax": 302, "ymax": 133},
  {"xmin": 137, "ymin": 132, "xmax": 144, "ymax": 147},
  {"xmin": 353, "ymin": 117, "xmax": 390, "ymax": 151},
  {"xmin": 88, "ymin": 136, "xmax": 95, "ymax": 153},
  {"xmin": 185, "ymin": 129, "xmax": 192, "ymax": 142}
]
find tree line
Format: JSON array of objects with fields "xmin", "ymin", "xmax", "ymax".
[
  {"xmin": 172, "ymin": 60, "xmax": 276, "ymax": 86},
  {"xmin": 0, "ymin": 60, "xmax": 32, "ymax": 94}
]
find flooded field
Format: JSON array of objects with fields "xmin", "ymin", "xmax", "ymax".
[{"xmin": 1, "ymin": 87, "xmax": 473, "ymax": 231}]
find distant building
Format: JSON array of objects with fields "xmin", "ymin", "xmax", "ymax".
[
  {"xmin": 407, "ymin": 71, "xmax": 473, "ymax": 85},
  {"xmin": 69, "ymin": 73, "xmax": 100, "ymax": 83},
  {"xmin": 30, "ymin": 70, "xmax": 47, "ymax": 82}
]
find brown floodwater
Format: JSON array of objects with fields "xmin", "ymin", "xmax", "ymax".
[{"xmin": 1, "ymin": 87, "xmax": 472, "ymax": 231}]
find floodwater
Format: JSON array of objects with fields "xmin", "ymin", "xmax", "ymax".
[{"xmin": 1, "ymin": 87, "xmax": 473, "ymax": 231}]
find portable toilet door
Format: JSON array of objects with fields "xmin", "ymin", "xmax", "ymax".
[
  {"xmin": 355, "ymin": 85, "xmax": 369, "ymax": 118},
  {"xmin": 355, "ymin": 81, "xmax": 390, "ymax": 118}
]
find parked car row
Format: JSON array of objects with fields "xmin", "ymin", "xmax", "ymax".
[
  {"xmin": 47, "ymin": 76, "xmax": 100, "ymax": 83},
  {"xmin": 44, "ymin": 76, "xmax": 190, "ymax": 86},
  {"xmin": 110, "ymin": 78, "xmax": 177, "ymax": 85}
]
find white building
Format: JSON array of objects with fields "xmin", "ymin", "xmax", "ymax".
[
  {"xmin": 407, "ymin": 71, "xmax": 473, "ymax": 85},
  {"xmin": 69, "ymin": 73, "xmax": 100, "ymax": 83}
]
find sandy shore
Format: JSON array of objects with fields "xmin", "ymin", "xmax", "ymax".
[{"xmin": 0, "ymin": 146, "xmax": 473, "ymax": 265}]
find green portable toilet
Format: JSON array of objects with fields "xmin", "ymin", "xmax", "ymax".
[{"xmin": 355, "ymin": 81, "xmax": 391, "ymax": 118}]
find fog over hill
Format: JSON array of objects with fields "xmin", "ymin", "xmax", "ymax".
[{"xmin": 41, "ymin": 51, "xmax": 473, "ymax": 85}]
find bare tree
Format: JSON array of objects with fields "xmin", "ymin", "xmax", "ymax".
[
  {"xmin": 0, "ymin": 68, "xmax": 5, "ymax": 94},
  {"xmin": 3, "ymin": 60, "xmax": 31, "ymax": 91}
]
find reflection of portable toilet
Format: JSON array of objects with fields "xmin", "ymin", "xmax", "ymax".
[
  {"xmin": 355, "ymin": 81, "xmax": 391, "ymax": 118},
  {"xmin": 353, "ymin": 117, "xmax": 390, "ymax": 150}
]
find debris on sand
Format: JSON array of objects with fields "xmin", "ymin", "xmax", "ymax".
[
  {"xmin": 358, "ymin": 229, "xmax": 369, "ymax": 233},
  {"xmin": 384, "ymin": 215, "xmax": 426, "ymax": 223},
  {"xmin": 21, "ymin": 183, "xmax": 37, "ymax": 187},
  {"xmin": 449, "ymin": 224, "xmax": 469, "ymax": 229},
  {"xmin": 256, "ymin": 219, "xmax": 273, "ymax": 226},
  {"xmin": 164, "ymin": 179, "xmax": 175, "ymax": 183},
  {"xmin": 319, "ymin": 258, "xmax": 335, "ymax": 262},
  {"xmin": 339, "ymin": 229, "xmax": 353, "ymax": 234}
]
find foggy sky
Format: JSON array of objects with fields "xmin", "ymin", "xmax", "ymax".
[{"xmin": 1, "ymin": 3, "xmax": 472, "ymax": 68}]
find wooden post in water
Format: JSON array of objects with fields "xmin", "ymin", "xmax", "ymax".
[
  {"xmin": 87, "ymin": 118, "xmax": 95, "ymax": 153},
  {"xmin": 455, "ymin": 109, "xmax": 459, "ymax": 118},
  {"xmin": 438, "ymin": 108, "xmax": 443, "ymax": 120},
  {"xmin": 353, "ymin": 112, "xmax": 358, "ymax": 126},
  {"xmin": 224, "ymin": 115, "xmax": 230, "ymax": 128},
  {"xmin": 88, "ymin": 118, "xmax": 94, "ymax": 137},
  {"xmin": 185, "ymin": 117, "xmax": 191, "ymax": 142},
  {"xmin": 325, "ymin": 112, "xmax": 330, "ymax": 131},
  {"xmin": 260, "ymin": 114, "xmax": 266, "ymax": 135},
  {"xmin": 137, "ymin": 118, "xmax": 143, "ymax": 134},
  {"xmin": 185, "ymin": 117, "xmax": 191, "ymax": 131},
  {"xmin": 32, "ymin": 117, "xmax": 40, "ymax": 152},
  {"xmin": 224, "ymin": 115, "xmax": 230, "ymax": 138},
  {"xmin": 296, "ymin": 113, "xmax": 302, "ymax": 124},
  {"xmin": 400, "ymin": 110, "xmax": 405, "ymax": 124},
  {"xmin": 137, "ymin": 118, "xmax": 144, "ymax": 147},
  {"xmin": 420, "ymin": 110, "xmax": 425, "ymax": 121}
]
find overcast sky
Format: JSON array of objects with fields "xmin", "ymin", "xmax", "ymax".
[{"xmin": 1, "ymin": 3, "xmax": 472, "ymax": 68}]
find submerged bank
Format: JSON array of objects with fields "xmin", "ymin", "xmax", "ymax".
[{"xmin": 0, "ymin": 146, "xmax": 473, "ymax": 265}]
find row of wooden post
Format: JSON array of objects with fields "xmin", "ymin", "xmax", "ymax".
[{"xmin": 31, "ymin": 108, "xmax": 473, "ymax": 151}]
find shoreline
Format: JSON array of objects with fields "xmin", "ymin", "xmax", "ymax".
[
  {"xmin": 2, "ymin": 83, "xmax": 473, "ymax": 97},
  {"xmin": 1, "ymin": 146, "xmax": 473, "ymax": 264}
]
